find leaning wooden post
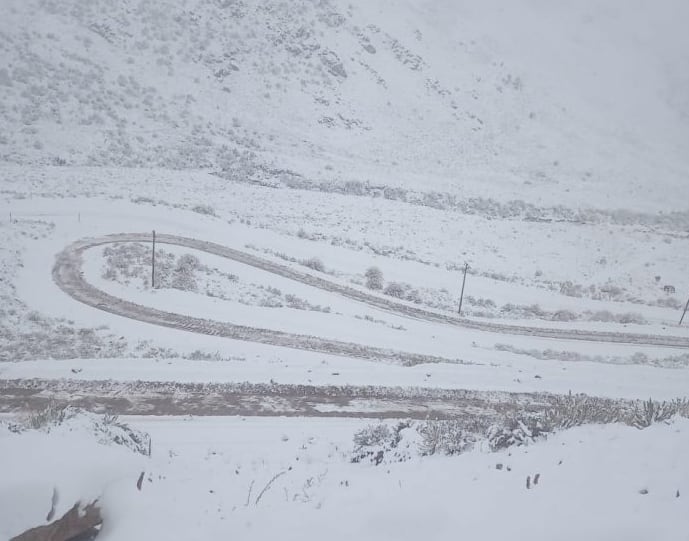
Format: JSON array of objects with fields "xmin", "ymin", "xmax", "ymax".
[
  {"xmin": 458, "ymin": 262, "xmax": 469, "ymax": 316},
  {"xmin": 151, "ymin": 230, "xmax": 156, "ymax": 289},
  {"xmin": 680, "ymin": 295, "xmax": 689, "ymax": 326}
]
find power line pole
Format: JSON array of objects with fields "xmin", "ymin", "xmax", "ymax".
[
  {"xmin": 680, "ymin": 295, "xmax": 689, "ymax": 326},
  {"xmin": 151, "ymin": 230, "xmax": 156, "ymax": 289},
  {"xmin": 458, "ymin": 262, "xmax": 469, "ymax": 316}
]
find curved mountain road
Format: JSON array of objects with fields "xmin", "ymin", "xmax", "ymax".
[{"xmin": 52, "ymin": 233, "xmax": 689, "ymax": 364}]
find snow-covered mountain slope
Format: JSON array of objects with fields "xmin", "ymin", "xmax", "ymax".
[
  {"xmin": 2, "ymin": 5, "xmax": 689, "ymax": 536},
  {"xmin": 1, "ymin": 0, "xmax": 688, "ymax": 211}
]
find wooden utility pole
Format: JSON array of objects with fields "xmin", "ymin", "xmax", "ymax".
[
  {"xmin": 458, "ymin": 262, "xmax": 469, "ymax": 316},
  {"xmin": 151, "ymin": 230, "xmax": 156, "ymax": 289},
  {"xmin": 680, "ymin": 295, "xmax": 689, "ymax": 326}
]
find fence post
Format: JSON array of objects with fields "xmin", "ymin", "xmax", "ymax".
[
  {"xmin": 680, "ymin": 295, "xmax": 689, "ymax": 326},
  {"xmin": 458, "ymin": 262, "xmax": 469, "ymax": 316},
  {"xmin": 151, "ymin": 230, "xmax": 156, "ymax": 289}
]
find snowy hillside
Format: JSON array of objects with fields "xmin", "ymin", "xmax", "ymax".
[
  {"xmin": 1, "ymin": 2, "xmax": 689, "ymax": 539},
  {"xmin": 2, "ymin": 0, "xmax": 689, "ymax": 210}
]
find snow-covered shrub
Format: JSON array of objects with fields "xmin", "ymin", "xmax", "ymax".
[
  {"xmin": 486, "ymin": 416, "xmax": 546, "ymax": 451},
  {"xmin": 102, "ymin": 243, "xmax": 207, "ymax": 291},
  {"xmin": 284, "ymin": 294, "xmax": 330, "ymax": 312},
  {"xmin": 495, "ymin": 344, "xmax": 689, "ymax": 369},
  {"xmin": 616, "ymin": 312, "xmax": 647, "ymax": 325},
  {"xmin": 351, "ymin": 421, "xmax": 414, "ymax": 465},
  {"xmin": 349, "ymin": 395, "xmax": 689, "ymax": 463},
  {"xmin": 351, "ymin": 424, "xmax": 395, "ymax": 465},
  {"xmin": 587, "ymin": 310, "xmax": 648, "ymax": 325},
  {"xmin": 587, "ymin": 310, "xmax": 616, "ymax": 322},
  {"xmin": 500, "ymin": 303, "xmax": 546, "ymax": 319},
  {"xmin": 405, "ymin": 288, "xmax": 422, "ymax": 304},
  {"xmin": 1, "ymin": 307, "xmax": 128, "ymax": 362},
  {"xmin": 13, "ymin": 406, "xmax": 151, "ymax": 456},
  {"xmin": 466, "ymin": 296, "xmax": 497, "ymax": 309},
  {"xmin": 170, "ymin": 253, "xmax": 200, "ymax": 292},
  {"xmin": 364, "ymin": 266, "xmax": 383, "ymax": 290},
  {"xmin": 383, "ymin": 281, "xmax": 406, "ymax": 299},
  {"xmin": 599, "ymin": 283, "xmax": 625, "ymax": 301},
  {"xmin": 421, "ymin": 191, "xmax": 448, "ymax": 210},
  {"xmin": 301, "ymin": 257, "xmax": 325, "ymax": 272},
  {"xmin": 655, "ymin": 297, "xmax": 683, "ymax": 309},
  {"xmin": 353, "ymin": 423, "xmax": 391, "ymax": 449},
  {"xmin": 258, "ymin": 297, "xmax": 283, "ymax": 308},
  {"xmin": 417, "ymin": 420, "xmax": 476, "ymax": 456},
  {"xmin": 343, "ymin": 180, "xmax": 365, "ymax": 195},
  {"xmin": 102, "ymin": 243, "xmax": 151, "ymax": 283},
  {"xmin": 551, "ymin": 310, "xmax": 577, "ymax": 322},
  {"xmin": 26, "ymin": 310, "xmax": 46, "ymax": 324},
  {"xmin": 630, "ymin": 398, "xmax": 689, "ymax": 429},
  {"xmin": 487, "ymin": 394, "xmax": 630, "ymax": 451},
  {"xmin": 383, "ymin": 186, "xmax": 407, "ymax": 201},
  {"xmin": 284, "ymin": 294, "xmax": 306, "ymax": 309},
  {"xmin": 630, "ymin": 352, "xmax": 649, "ymax": 365},
  {"xmin": 584, "ymin": 310, "xmax": 647, "ymax": 324},
  {"xmin": 559, "ymin": 281, "xmax": 584, "ymax": 297},
  {"xmin": 191, "ymin": 204, "xmax": 216, "ymax": 216},
  {"xmin": 543, "ymin": 392, "xmax": 622, "ymax": 429},
  {"xmin": 95, "ymin": 413, "xmax": 152, "ymax": 456},
  {"xmin": 131, "ymin": 195, "xmax": 156, "ymax": 204},
  {"xmin": 25, "ymin": 401, "xmax": 68, "ymax": 429}
]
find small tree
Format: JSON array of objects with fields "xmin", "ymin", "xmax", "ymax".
[{"xmin": 365, "ymin": 266, "xmax": 384, "ymax": 290}]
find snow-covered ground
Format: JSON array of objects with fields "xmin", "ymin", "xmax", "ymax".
[
  {"xmin": 2, "ymin": 412, "xmax": 689, "ymax": 541},
  {"xmin": 1, "ymin": 0, "xmax": 689, "ymax": 538},
  {"xmin": 0, "ymin": 196, "xmax": 686, "ymax": 401},
  {"xmin": 1, "ymin": 182, "xmax": 688, "ymax": 536},
  {"xmin": 2, "ymin": 170, "xmax": 688, "ymax": 538}
]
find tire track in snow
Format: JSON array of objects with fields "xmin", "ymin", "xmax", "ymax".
[
  {"xmin": 52, "ymin": 235, "xmax": 467, "ymax": 366},
  {"xmin": 53, "ymin": 233, "xmax": 689, "ymax": 362},
  {"xmin": 0, "ymin": 378, "xmax": 561, "ymax": 420}
]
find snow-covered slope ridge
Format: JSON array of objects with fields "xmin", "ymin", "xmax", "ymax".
[{"xmin": 1, "ymin": 0, "xmax": 688, "ymax": 210}]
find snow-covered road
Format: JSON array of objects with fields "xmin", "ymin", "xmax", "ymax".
[
  {"xmin": 0, "ymin": 378, "xmax": 557, "ymax": 419},
  {"xmin": 54, "ymin": 233, "xmax": 689, "ymax": 356}
]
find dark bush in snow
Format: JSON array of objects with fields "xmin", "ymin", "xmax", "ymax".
[
  {"xmin": 364, "ymin": 266, "xmax": 384, "ymax": 290},
  {"xmin": 191, "ymin": 204, "xmax": 216, "ymax": 216},
  {"xmin": 383, "ymin": 281, "xmax": 406, "ymax": 299},
  {"xmin": 551, "ymin": 310, "xmax": 577, "ymax": 322},
  {"xmin": 170, "ymin": 253, "xmax": 201, "ymax": 291},
  {"xmin": 353, "ymin": 424, "xmax": 392, "ymax": 449},
  {"xmin": 588, "ymin": 310, "xmax": 616, "ymax": 322},
  {"xmin": 301, "ymin": 257, "xmax": 325, "ymax": 272},
  {"xmin": 616, "ymin": 312, "xmax": 647, "ymax": 325}
]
